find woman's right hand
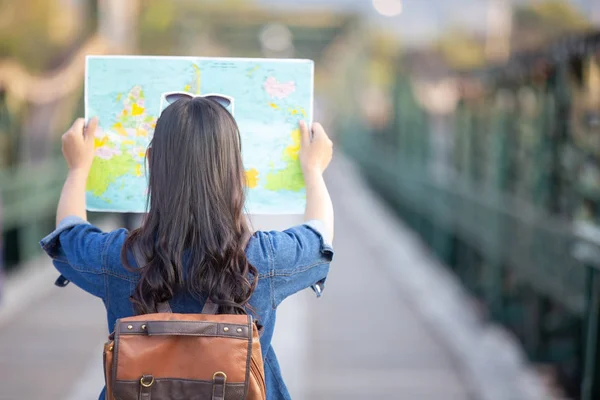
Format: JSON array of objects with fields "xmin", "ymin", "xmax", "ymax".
[
  {"xmin": 299, "ymin": 121, "xmax": 333, "ymax": 175},
  {"xmin": 62, "ymin": 117, "xmax": 98, "ymax": 174}
]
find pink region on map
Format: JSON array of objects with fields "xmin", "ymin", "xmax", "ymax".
[
  {"xmin": 264, "ymin": 76, "xmax": 296, "ymax": 99},
  {"xmin": 96, "ymin": 147, "xmax": 122, "ymax": 160}
]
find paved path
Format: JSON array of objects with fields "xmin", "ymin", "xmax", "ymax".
[
  {"xmin": 0, "ymin": 154, "xmax": 550, "ymax": 400},
  {"xmin": 0, "ymin": 276, "xmax": 105, "ymax": 400}
]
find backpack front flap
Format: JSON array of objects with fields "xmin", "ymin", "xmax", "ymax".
[{"xmin": 106, "ymin": 313, "xmax": 264, "ymax": 400}]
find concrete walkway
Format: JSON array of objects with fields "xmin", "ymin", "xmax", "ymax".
[{"xmin": 0, "ymin": 154, "xmax": 550, "ymax": 400}]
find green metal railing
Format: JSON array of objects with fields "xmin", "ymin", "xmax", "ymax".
[
  {"xmin": 0, "ymin": 157, "xmax": 67, "ymax": 265},
  {"xmin": 573, "ymin": 223, "xmax": 600, "ymax": 399},
  {"xmin": 342, "ymin": 31, "xmax": 600, "ymax": 399}
]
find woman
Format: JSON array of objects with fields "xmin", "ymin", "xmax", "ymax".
[{"xmin": 40, "ymin": 96, "xmax": 334, "ymax": 399}]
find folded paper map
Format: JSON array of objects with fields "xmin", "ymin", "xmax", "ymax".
[{"xmin": 85, "ymin": 56, "xmax": 313, "ymax": 214}]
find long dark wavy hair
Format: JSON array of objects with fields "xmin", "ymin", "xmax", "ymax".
[{"xmin": 121, "ymin": 97, "xmax": 257, "ymax": 315}]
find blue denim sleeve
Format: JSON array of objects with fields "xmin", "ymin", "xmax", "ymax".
[
  {"xmin": 259, "ymin": 219, "xmax": 334, "ymax": 307},
  {"xmin": 39, "ymin": 216, "xmax": 127, "ymax": 299}
]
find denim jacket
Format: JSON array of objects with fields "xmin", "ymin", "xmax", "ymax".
[{"xmin": 40, "ymin": 216, "xmax": 334, "ymax": 400}]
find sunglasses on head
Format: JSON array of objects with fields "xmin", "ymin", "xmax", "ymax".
[{"xmin": 163, "ymin": 91, "xmax": 234, "ymax": 111}]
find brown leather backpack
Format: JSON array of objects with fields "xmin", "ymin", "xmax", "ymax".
[{"xmin": 103, "ymin": 248, "xmax": 266, "ymax": 400}]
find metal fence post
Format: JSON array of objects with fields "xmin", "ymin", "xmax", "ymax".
[
  {"xmin": 573, "ymin": 223, "xmax": 600, "ymax": 400},
  {"xmin": 582, "ymin": 266, "xmax": 600, "ymax": 399}
]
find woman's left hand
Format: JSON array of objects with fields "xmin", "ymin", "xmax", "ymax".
[{"xmin": 61, "ymin": 117, "xmax": 98, "ymax": 174}]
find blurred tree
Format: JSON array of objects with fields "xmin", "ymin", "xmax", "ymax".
[
  {"xmin": 367, "ymin": 30, "xmax": 400, "ymax": 88},
  {"xmin": 0, "ymin": 0, "xmax": 95, "ymax": 71},
  {"xmin": 430, "ymin": 0, "xmax": 591, "ymax": 71},
  {"xmin": 138, "ymin": 0, "xmax": 228, "ymax": 55},
  {"xmin": 141, "ymin": 0, "xmax": 174, "ymax": 33},
  {"xmin": 435, "ymin": 29, "xmax": 486, "ymax": 70},
  {"xmin": 0, "ymin": 0, "xmax": 54, "ymax": 69},
  {"xmin": 139, "ymin": 0, "xmax": 176, "ymax": 51},
  {"xmin": 512, "ymin": 0, "xmax": 591, "ymax": 51}
]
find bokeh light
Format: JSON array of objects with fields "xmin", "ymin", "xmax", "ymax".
[{"xmin": 372, "ymin": 0, "xmax": 403, "ymax": 17}]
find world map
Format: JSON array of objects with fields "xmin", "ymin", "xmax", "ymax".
[{"xmin": 85, "ymin": 56, "xmax": 313, "ymax": 214}]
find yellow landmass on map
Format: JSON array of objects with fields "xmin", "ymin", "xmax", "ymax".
[
  {"xmin": 247, "ymin": 65, "xmax": 260, "ymax": 76},
  {"xmin": 113, "ymin": 122, "xmax": 128, "ymax": 136},
  {"xmin": 136, "ymin": 128, "xmax": 148, "ymax": 137},
  {"xmin": 94, "ymin": 136, "xmax": 108, "ymax": 149},
  {"xmin": 192, "ymin": 64, "xmax": 201, "ymax": 94},
  {"xmin": 87, "ymin": 152, "xmax": 135, "ymax": 197},
  {"xmin": 284, "ymin": 129, "xmax": 301, "ymax": 160},
  {"xmin": 265, "ymin": 129, "xmax": 304, "ymax": 192},
  {"xmin": 182, "ymin": 64, "xmax": 202, "ymax": 94},
  {"xmin": 131, "ymin": 103, "xmax": 145, "ymax": 116},
  {"xmin": 288, "ymin": 106, "xmax": 307, "ymax": 118},
  {"xmin": 245, "ymin": 168, "xmax": 259, "ymax": 188},
  {"xmin": 89, "ymin": 85, "xmax": 157, "ymax": 201}
]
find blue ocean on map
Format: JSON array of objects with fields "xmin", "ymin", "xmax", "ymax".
[{"xmin": 85, "ymin": 56, "xmax": 313, "ymax": 214}]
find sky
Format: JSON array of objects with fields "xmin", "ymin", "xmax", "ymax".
[{"xmin": 254, "ymin": 0, "xmax": 598, "ymax": 46}]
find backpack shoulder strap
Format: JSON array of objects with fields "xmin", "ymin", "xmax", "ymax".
[
  {"xmin": 156, "ymin": 301, "xmax": 172, "ymax": 313},
  {"xmin": 201, "ymin": 299, "xmax": 219, "ymax": 314}
]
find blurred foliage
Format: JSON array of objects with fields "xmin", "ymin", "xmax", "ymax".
[
  {"xmin": 141, "ymin": 0, "xmax": 175, "ymax": 33},
  {"xmin": 138, "ymin": 0, "xmax": 178, "ymax": 54},
  {"xmin": 432, "ymin": 0, "xmax": 591, "ymax": 70},
  {"xmin": 436, "ymin": 29, "xmax": 487, "ymax": 70},
  {"xmin": 366, "ymin": 30, "xmax": 400, "ymax": 88},
  {"xmin": 138, "ymin": 0, "xmax": 256, "ymax": 56},
  {"xmin": 512, "ymin": 0, "xmax": 592, "ymax": 51},
  {"xmin": 138, "ymin": 0, "xmax": 351, "ymax": 59},
  {"xmin": 0, "ymin": 0, "xmax": 95, "ymax": 71}
]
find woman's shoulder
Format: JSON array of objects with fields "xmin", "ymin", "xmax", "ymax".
[
  {"xmin": 40, "ymin": 216, "xmax": 136, "ymax": 298},
  {"xmin": 245, "ymin": 220, "xmax": 334, "ymax": 306},
  {"xmin": 245, "ymin": 220, "xmax": 334, "ymax": 275}
]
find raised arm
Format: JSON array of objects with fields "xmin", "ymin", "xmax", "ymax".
[
  {"xmin": 299, "ymin": 121, "xmax": 334, "ymax": 243},
  {"xmin": 56, "ymin": 117, "xmax": 98, "ymax": 226}
]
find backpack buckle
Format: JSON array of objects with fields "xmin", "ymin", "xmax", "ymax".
[{"xmin": 140, "ymin": 375, "xmax": 154, "ymax": 388}]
